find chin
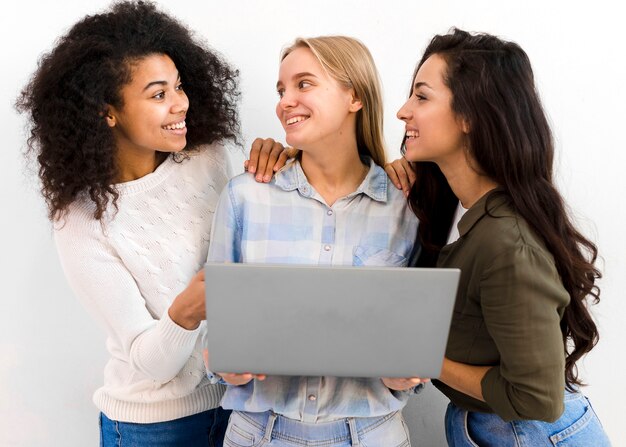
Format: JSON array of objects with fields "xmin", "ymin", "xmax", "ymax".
[
  {"xmin": 165, "ymin": 142, "xmax": 188, "ymax": 153},
  {"xmin": 402, "ymin": 150, "xmax": 420, "ymax": 163},
  {"xmin": 284, "ymin": 135, "xmax": 302, "ymax": 148},
  {"xmin": 404, "ymin": 146, "xmax": 430, "ymax": 163}
]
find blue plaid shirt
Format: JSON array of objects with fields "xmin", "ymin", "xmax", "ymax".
[{"xmin": 207, "ymin": 158, "xmax": 420, "ymax": 422}]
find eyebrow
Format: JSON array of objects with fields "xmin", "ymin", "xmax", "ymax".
[
  {"xmin": 276, "ymin": 71, "xmax": 318, "ymax": 89},
  {"xmin": 142, "ymin": 73, "xmax": 181, "ymax": 92},
  {"xmin": 414, "ymin": 81, "xmax": 433, "ymax": 91}
]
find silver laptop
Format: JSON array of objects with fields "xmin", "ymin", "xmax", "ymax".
[{"xmin": 205, "ymin": 263, "xmax": 460, "ymax": 378}]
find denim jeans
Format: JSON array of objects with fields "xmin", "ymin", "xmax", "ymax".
[
  {"xmin": 100, "ymin": 407, "xmax": 231, "ymax": 447},
  {"xmin": 223, "ymin": 410, "xmax": 411, "ymax": 447},
  {"xmin": 444, "ymin": 390, "xmax": 611, "ymax": 446}
]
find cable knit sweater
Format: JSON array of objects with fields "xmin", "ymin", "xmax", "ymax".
[{"xmin": 54, "ymin": 144, "xmax": 232, "ymax": 423}]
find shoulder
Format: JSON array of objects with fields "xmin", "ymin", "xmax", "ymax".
[
  {"xmin": 53, "ymin": 199, "xmax": 101, "ymax": 237},
  {"xmin": 475, "ymin": 200, "xmax": 548, "ymax": 255},
  {"xmin": 176, "ymin": 142, "xmax": 236, "ymax": 193},
  {"xmin": 376, "ymin": 170, "xmax": 415, "ymax": 222},
  {"xmin": 185, "ymin": 142, "xmax": 233, "ymax": 174},
  {"xmin": 364, "ymin": 162, "xmax": 410, "ymax": 207},
  {"xmin": 223, "ymin": 171, "xmax": 269, "ymax": 198},
  {"xmin": 384, "ymin": 175, "xmax": 407, "ymax": 203},
  {"xmin": 217, "ymin": 171, "xmax": 294, "ymax": 218},
  {"xmin": 467, "ymin": 202, "xmax": 558, "ymax": 277},
  {"xmin": 53, "ymin": 200, "xmax": 113, "ymax": 266},
  {"xmin": 200, "ymin": 141, "xmax": 233, "ymax": 165}
]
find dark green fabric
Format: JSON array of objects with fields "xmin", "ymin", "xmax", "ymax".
[{"xmin": 434, "ymin": 190, "xmax": 569, "ymax": 422}]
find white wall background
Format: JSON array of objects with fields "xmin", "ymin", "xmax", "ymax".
[{"xmin": 2, "ymin": 1, "xmax": 624, "ymax": 445}]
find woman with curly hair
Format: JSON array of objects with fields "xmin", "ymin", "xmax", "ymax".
[{"xmin": 16, "ymin": 1, "xmax": 285, "ymax": 445}]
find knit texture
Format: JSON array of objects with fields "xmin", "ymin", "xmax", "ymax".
[{"xmin": 54, "ymin": 144, "xmax": 232, "ymax": 423}]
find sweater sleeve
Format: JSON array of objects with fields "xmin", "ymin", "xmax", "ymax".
[
  {"xmin": 207, "ymin": 142, "xmax": 235, "ymax": 190},
  {"xmin": 479, "ymin": 244, "xmax": 567, "ymax": 422},
  {"xmin": 54, "ymin": 208, "xmax": 201, "ymax": 383}
]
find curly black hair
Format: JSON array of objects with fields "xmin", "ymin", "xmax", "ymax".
[{"xmin": 16, "ymin": 0, "xmax": 240, "ymax": 220}]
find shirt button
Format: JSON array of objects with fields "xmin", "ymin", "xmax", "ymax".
[
  {"xmin": 327, "ymin": 210, "xmax": 333, "ymax": 216},
  {"xmin": 324, "ymin": 245, "xmax": 331, "ymax": 251},
  {"xmin": 308, "ymin": 394, "xmax": 317, "ymax": 401}
]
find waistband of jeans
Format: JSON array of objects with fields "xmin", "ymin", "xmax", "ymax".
[
  {"xmin": 236, "ymin": 410, "xmax": 397, "ymax": 439},
  {"xmin": 564, "ymin": 388, "xmax": 584, "ymax": 402}
]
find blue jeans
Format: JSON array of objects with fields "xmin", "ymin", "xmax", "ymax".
[
  {"xmin": 100, "ymin": 407, "xmax": 231, "ymax": 447},
  {"xmin": 223, "ymin": 410, "xmax": 411, "ymax": 446},
  {"xmin": 445, "ymin": 391, "xmax": 611, "ymax": 446}
]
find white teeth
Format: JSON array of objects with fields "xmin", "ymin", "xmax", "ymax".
[
  {"xmin": 163, "ymin": 120, "xmax": 186, "ymax": 130},
  {"xmin": 405, "ymin": 130, "xmax": 419, "ymax": 138},
  {"xmin": 286, "ymin": 116, "xmax": 308, "ymax": 125}
]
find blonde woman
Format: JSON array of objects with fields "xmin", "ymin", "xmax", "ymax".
[{"xmin": 207, "ymin": 36, "xmax": 420, "ymax": 446}]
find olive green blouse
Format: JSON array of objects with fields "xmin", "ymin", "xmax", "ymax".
[{"xmin": 433, "ymin": 190, "xmax": 569, "ymax": 422}]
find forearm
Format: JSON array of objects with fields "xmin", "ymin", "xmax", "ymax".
[
  {"xmin": 168, "ymin": 304, "xmax": 200, "ymax": 330},
  {"xmin": 438, "ymin": 357, "xmax": 491, "ymax": 402},
  {"xmin": 56, "ymin": 232, "xmax": 200, "ymax": 382},
  {"xmin": 129, "ymin": 311, "xmax": 201, "ymax": 382}
]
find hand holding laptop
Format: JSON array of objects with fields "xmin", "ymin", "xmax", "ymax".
[
  {"xmin": 168, "ymin": 269, "xmax": 206, "ymax": 330},
  {"xmin": 206, "ymin": 344, "xmax": 428, "ymax": 390},
  {"xmin": 203, "ymin": 348, "xmax": 267, "ymax": 385},
  {"xmin": 219, "ymin": 372, "xmax": 427, "ymax": 390},
  {"xmin": 220, "ymin": 372, "xmax": 267, "ymax": 385},
  {"xmin": 381, "ymin": 377, "xmax": 430, "ymax": 391}
]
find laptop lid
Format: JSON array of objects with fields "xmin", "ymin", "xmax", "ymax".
[{"xmin": 205, "ymin": 263, "xmax": 460, "ymax": 378}]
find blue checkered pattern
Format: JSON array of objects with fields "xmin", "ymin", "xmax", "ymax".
[{"xmin": 207, "ymin": 158, "xmax": 420, "ymax": 422}]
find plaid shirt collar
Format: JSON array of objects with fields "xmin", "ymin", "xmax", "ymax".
[{"xmin": 273, "ymin": 156, "xmax": 388, "ymax": 203}]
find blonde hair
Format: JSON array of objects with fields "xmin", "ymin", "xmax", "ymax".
[{"xmin": 281, "ymin": 36, "xmax": 386, "ymax": 166}]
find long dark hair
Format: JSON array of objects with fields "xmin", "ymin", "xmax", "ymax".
[
  {"xmin": 406, "ymin": 28, "xmax": 601, "ymax": 388},
  {"xmin": 16, "ymin": 0, "xmax": 240, "ymax": 220}
]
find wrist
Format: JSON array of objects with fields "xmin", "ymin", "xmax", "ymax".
[{"xmin": 168, "ymin": 306, "xmax": 200, "ymax": 330}]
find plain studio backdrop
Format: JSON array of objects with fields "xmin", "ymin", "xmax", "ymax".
[{"xmin": 2, "ymin": 1, "xmax": 624, "ymax": 445}]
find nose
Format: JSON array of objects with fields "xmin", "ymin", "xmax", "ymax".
[
  {"xmin": 396, "ymin": 100, "xmax": 411, "ymax": 122},
  {"xmin": 278, "ymin": 89, "xmax": 297, "ymax": 110},
  {"xmin": 172, "ymin": 89, "xmax": 189, "ymax": 115}
]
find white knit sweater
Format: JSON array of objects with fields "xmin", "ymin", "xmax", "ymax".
[{"xmin": 54, "ymin": 144, "xmax": 232, "ymax": 423}]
